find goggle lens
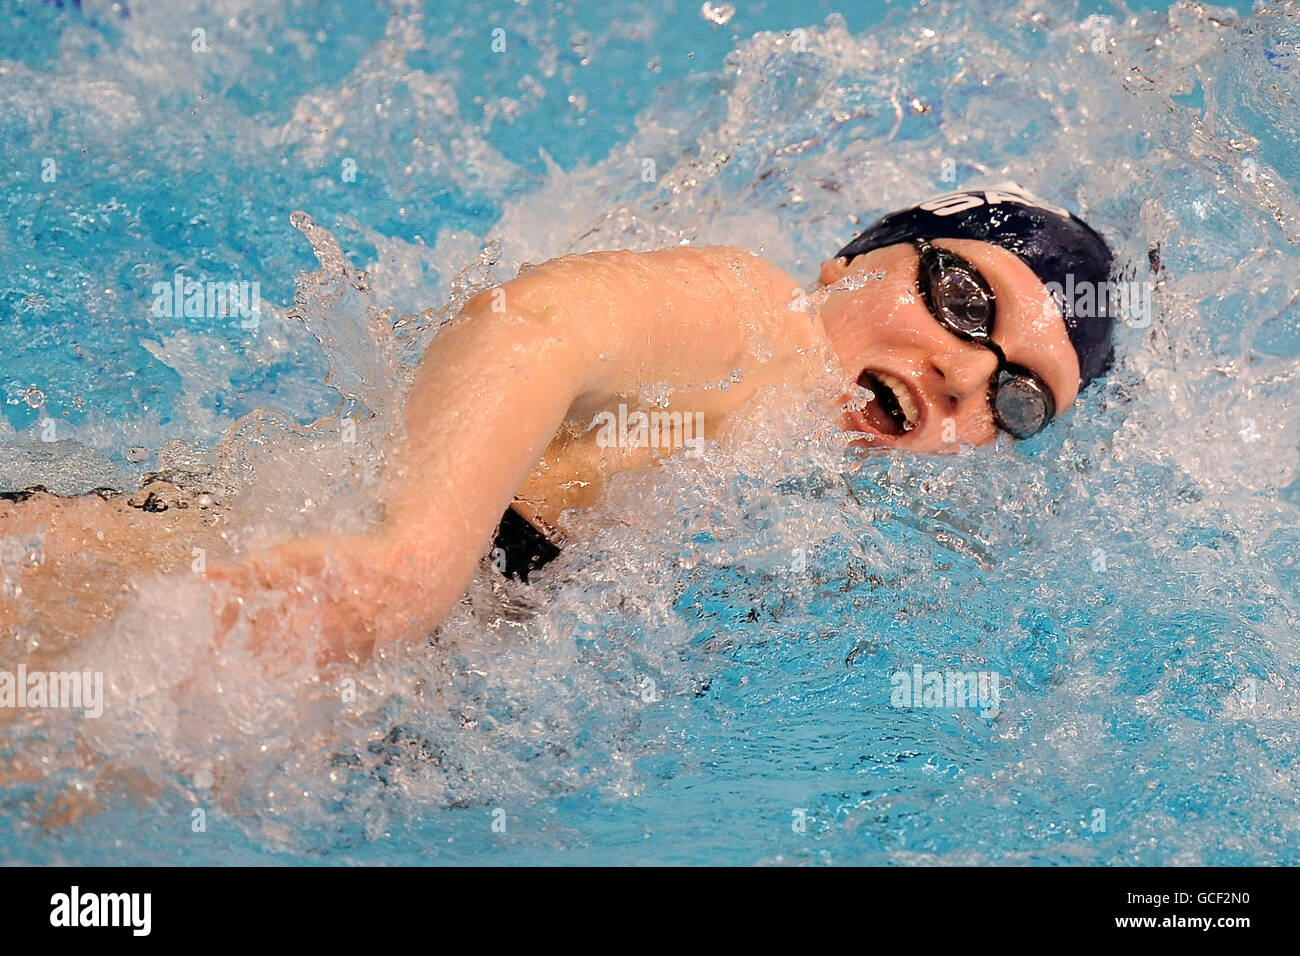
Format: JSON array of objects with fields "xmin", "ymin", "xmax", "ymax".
[
  {"xmin": 932, "ymin": 270, "xmax": 993, "ymax": 336},
  {"xmin": 913, "ymin": 239, "xmax": 1057, "ymax": 440},
  {"xmin": 991, "ymin": 368, "xmax": 1054, "ymax": 439}
]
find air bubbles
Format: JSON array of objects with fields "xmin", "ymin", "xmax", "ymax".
[
  {"xmin": 23, "ymin": 386, "xmax": 44, "ymax": 409},
  {"xmin": 701, "ymin": 2, "xmax": 736, "ymax": 26}
]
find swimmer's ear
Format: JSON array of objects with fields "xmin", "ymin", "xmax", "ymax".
[{"xmin": 819, "ymin": 255, "xmax": 852, "ymax": 285}]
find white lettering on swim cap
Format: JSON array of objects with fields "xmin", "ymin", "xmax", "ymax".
[
  {"xmin": 918, "ymin": 191, "xmax": 986, "ymax": 216},
  {"xmin": 983, "ymin": 181, "xmax": 1071, "ymax": 217},
  {"xmin": 919, "ymin": 181, "xmax": 1071, "ymax": 218}
]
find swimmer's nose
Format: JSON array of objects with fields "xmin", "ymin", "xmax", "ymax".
[{"xmin": 929, "ymin": 345, "xmax": 999, "ymax": 403}]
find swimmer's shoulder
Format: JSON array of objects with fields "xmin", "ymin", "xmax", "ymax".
[
  {"xmin": 602, "ymin": 244, "xmax": 798, "ymax": 302},
  {"xmin": 636, "ymin": 242, "xmax": 782, "ymax": 272},
  {"xmin": 538, "ymin": 243, "xmax": 785, "ymax": 277},
  {"xmin": 486, "ymin": 245, "xmax": 797, "ymax": 316}
]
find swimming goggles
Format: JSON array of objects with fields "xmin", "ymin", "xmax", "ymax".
[{"xmin": 912, "ymin": 238, "xmax": 1056, "ymax": 439}]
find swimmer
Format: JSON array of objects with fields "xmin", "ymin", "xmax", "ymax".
[{"xmin": 0, "ymin": 183, "xmax": 1115, "ymax": 667}]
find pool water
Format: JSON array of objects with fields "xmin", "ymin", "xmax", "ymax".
[{"xmin": 3, "ymin": 0, "xmax": 1299, "ymax": 865}]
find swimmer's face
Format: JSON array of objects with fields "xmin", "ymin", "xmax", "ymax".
[{"xmin": 815, "ymin": 239, "xmax": 1080, "ymax": 453}]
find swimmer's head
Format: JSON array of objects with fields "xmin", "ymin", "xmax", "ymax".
[{"xmin": 816, "ymin": 183, "xmax": 1115, "ymax": 452}]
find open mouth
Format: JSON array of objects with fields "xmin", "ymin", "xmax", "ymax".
[{"xmin": 850, "ymin": 369, "xmax": 921, "ymax": 437}]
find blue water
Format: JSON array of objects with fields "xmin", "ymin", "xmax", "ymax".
[{"xmin": 3, "ymin": 0, "xmax": 1299, "ymax": 865}]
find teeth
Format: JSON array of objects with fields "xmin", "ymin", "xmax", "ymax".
[{"xmin": 877, "ymin": 372, "xmax": 919, "ymax": 427}]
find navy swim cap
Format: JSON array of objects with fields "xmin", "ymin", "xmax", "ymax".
[{"xmin": 836, "ymin": 183, "xmax": 1116, "ymax": 387}]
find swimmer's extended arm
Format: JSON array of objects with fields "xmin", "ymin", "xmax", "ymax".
[{"xmin": 229, "ymin": 246, "xmax": 815, "ymax": 660}]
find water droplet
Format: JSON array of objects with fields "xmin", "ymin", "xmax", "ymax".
[
  {"xmin": 640, "ymin": 381, "xmax": 672, "ymax": 406},
  {"xmin": 480, "ymin": 238, "xmax": 503, "ymax": 266},
  {"xmin": 701, "ymin": 2, "xmax": 735, "ymax": 25}
]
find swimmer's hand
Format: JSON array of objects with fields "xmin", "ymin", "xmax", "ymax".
[{"xmin": 206, "ymin": 533, "xmax": 428, "ymax": 665}]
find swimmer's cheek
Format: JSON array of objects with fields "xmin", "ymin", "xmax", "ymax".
[{"xmin": 897, "ymin": 404, "xmax": 997, "ymax": 453}]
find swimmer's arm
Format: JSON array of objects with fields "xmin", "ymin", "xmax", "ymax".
[
  {"xmin": 223, "ymin": 265, "xmax": 616, "ymax": 660},
  {"xmin": 241, "ymin": 247, "xmax": 813, "ymax": 659},
  {"xmin": 372, "ymin": 270, "xmax": 612, "ymax": 628},
  {"xmin": 218, "ymin": 286, "xmax": 599, "ymax": 661},
  {"xmin": 388, "ymin": 247, "xmax": 811, "ymax": 578}
]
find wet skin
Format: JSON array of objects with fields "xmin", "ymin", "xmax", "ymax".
[
  {"xmin": 814, "ymin": 239, "xmax": 1080, "ymax": 453},
  {"xmin": 0, "ymin": 240, "xmax": 1081, "ymax": 665},
  {"xmin": 514, "ymin": 239, "xmax": 1081, "ymax": 521},
  {"xmin": 0, "ymin": 238, "xmax": 1088, "ymax": 820}
]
